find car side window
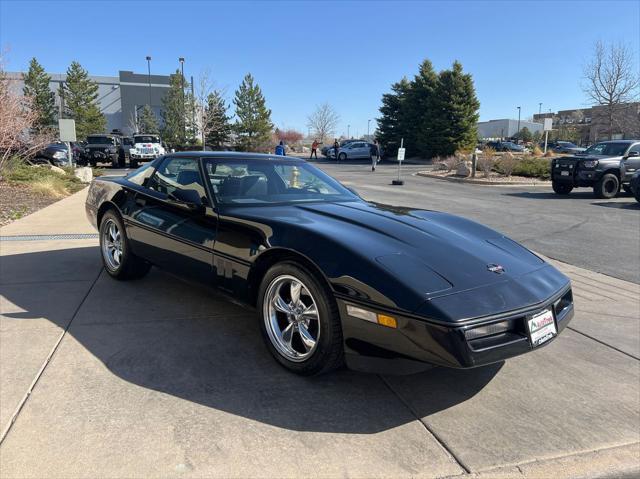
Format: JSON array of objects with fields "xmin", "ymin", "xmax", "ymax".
[
  {"xmin": 628, "ymin": 144, "xmax": 640, "ymax": 154},
  {"xmin": 147, "ymin": 157, "xmax": 207, "ymax": 202}
]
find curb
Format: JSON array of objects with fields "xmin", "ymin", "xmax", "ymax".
[{"xmin": 416, "ymin": 172, "xmax": 551, "ymax": 187}]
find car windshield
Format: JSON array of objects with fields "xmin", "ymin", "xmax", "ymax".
[
  {"xmin": 203, "ymin": 159, "xmax": 358, "ymax": 205},
  {"xmin": 584, "ymin": 142, "xmax": 629, "ymax": 156},
  {"xmin": 87, "ymin": 136, "xmax": 114, "ymax": 145},
  {"xmin": 558, "ymin": 142, "xmax": 577, "ymax": 147},
  {"xmin": 134, "ymin": 135, "xmax": 159, "ymax": 143}
]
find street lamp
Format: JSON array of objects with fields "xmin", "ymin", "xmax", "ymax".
[
  {"xmin": 347, "ymin": 124, "xmax": 350, "ymax": 138},
  {"xmin": 516, "ymin": 106, "xmax": 521, "ymax": 141},
  {"xmin": 538, "ymin": 102, "xmax": 542, "ymax": 116},
  {"xmin": 367, "ymin": 119, "xmax": 371, "ymax": 137},
  {"xmin": 179, "ymin": 57, "xmax": 185, "ymax": 141},
  {"xmin": 146, "ymin": 56, "xmax": 152, "ymax": 109}
]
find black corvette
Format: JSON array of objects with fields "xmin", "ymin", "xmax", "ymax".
[{"xmin": 86, "ymin": 152, "xmax": 574, "ymax": 375}]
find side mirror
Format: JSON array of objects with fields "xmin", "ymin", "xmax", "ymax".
[
  {"xmin": 168, "ymin": 189, "xmax": 204, "ymax": 213},
  {"xmin": 625, "ymin": 151, "xmax": 639, "ymax": 158}
]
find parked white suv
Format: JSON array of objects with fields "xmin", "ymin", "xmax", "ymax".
[{"xmin": 129, "ymin": 134, "xmax": 165, "ymax": 164}]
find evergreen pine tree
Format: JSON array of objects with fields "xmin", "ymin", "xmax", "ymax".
[
  {"xmin": 161, "ymin": 70, "xmax": 187, "ymax": 148},
  {"xmin": 204, "ymin": 90, "xmax": 232, "ymax": 148},
  {"xmin": 63, "ymin": 61, "xmax": 106, "ymax": 140},
  {"xmin": 408, "ymin": 59, "xmax": 439, "ymax": 157},
  {"xmin": 233, "ymin": 74, "xmax": 273, "ymax": 151},
  {"xmin": 376, "ymin": 77, "xmax": 411, "ymax": 156},
  {"xmin": 429, "ymin": 61, "xmax": 480, "ymax": 156},
  {"xmin": 22, "ymin": 57, "xmax": 56, "ymax": 129},
  {"xmin": 139, "ymin": 105, "xmax": 159, "ymax": 134}
]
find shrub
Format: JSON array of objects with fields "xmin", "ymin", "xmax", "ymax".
[
  {"xmin": 5, "ymin": 159, "xmax": 84, "ymax": 197},
  {"xmin": 478, "ymin": 147, "xmax": 495, "ymax": 178},
  {"xmin": 443, "ymin": 155, "xmax": 459, "ymax": 172},
  {"xmin": 531, "ymin": 145, "xmax": 543, "ymax": 156},
  {"xmin": 496, "ymin": 152, "xmax": 518, "ymax": 177},
  {"xmin": 512, "ymin": 156, "xmax": 551, "ymax": 180}
]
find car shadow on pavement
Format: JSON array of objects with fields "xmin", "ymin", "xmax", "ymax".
[
  {"xmin": 591, "ymin": 201, "xmax": 640, "ymax": 209},
  {"xmin": 1, "ymin": 247, "xmax": 502, "ymax": 434}
]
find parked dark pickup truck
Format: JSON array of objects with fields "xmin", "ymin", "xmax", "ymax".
[{"xmin": 551, "ymin": 140, "xmax": 640, "ymax": 199}]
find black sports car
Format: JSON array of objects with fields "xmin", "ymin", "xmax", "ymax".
[{"xmin": 86, "ymin": 152, "xmax": 574, "ymax": 375}]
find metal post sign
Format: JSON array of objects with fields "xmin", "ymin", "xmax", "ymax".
[
  {"xmin": 58, "ymin": 119, "xmax": 77, "ymax": 142},
  {"xmin": 543, "ymin": 118, "xmax": 552, "ymax": 131},
  {"xmin": 397, "ymin": 147, "xmax": 406, "ymax": 162}
]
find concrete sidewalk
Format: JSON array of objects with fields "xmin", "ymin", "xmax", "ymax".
[{"xmin": 0, "ymin": 189, "xmax": 638, "ymax": 478}]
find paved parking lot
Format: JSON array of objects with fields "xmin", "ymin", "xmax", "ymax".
[{"xmin": 1, "ymin": 167, "xmax": 639, "ymax": 478}]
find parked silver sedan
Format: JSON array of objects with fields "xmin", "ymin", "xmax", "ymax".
[{"xmin": 325, "ymin": 141, "xmax": 373, "ymax": 160}]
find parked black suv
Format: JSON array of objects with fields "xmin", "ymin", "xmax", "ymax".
[
  {"xmin": 83, "ymin": 134, "xmax": 124, "ymax": 168},
  {"xmin": 551, "ymin": 140, "xmax": 640, "ymax": 198}
]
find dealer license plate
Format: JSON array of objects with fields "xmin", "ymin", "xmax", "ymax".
[
  {"xmin": 527, "ymin": 308, "xmax": 557, "ymax": 347},
  {"xmin": 560, "ymin": 171, "xmax": 570, "ymax": 176}
]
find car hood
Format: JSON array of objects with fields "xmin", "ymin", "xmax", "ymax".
[
  {"xmin": 230, "ymin": 201, "xmax": 559, "ymax": 310},
  {"xmin": 560, "ymin": 154, "xmax": 622, "ymax": 162}
]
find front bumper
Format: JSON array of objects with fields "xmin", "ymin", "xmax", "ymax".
[
  {"xmin": 338, "ymin": 285, "xmax": 574, "ymax": 374},
  {"xmin": 553, "ymin": 168, "xmax": 600, "ymax": 186},
  {"xmin": 130, "ymin": 153, "xmax": 158, "ymax": 160}
]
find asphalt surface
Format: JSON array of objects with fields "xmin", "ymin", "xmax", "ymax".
[{"xmin": 306, "ymin": 159, "xmax": 640, "ymax": 284}]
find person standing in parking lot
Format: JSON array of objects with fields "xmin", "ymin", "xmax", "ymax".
[
  {"xmin": 371, "ymin": 139, "xmax": 381, "ymax": 171},
  {"xmin": 310, "ymin": 139, "xmax": 320, "ymax": 159},
  {"xmin": 275, "ymin": 140, "xmax": 286, "ymax": 156},
  {"xmin": 334, "ymin": 139, "xmax": 340, "ymax": 160}
]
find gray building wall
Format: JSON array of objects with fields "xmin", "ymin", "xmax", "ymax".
[
  {"xmin": 6, "ymin": 70, "xmax": 171, "ymax": 137},
  {"xmin": 477, "ymin": 119, "xmax": 543, "ymax": 140}
]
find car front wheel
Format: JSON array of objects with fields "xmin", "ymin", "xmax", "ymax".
[
  {"xmin": 552, "ymin": 181, "xmax": 573, "ymax": 195},
  {"xmin": 258, "ymin": 262, "xmax": 344, "ymax": 375},
  {"xmin": 100, "ymin": 210, "xmax": 151, "ymax": 280},
  {"xmin": 594, "ymin": 173, "xmax": 619, "ymax": 199},
  {"xmin": 338, "ymin": 152, "xmax": 347, "ymax": 161}
]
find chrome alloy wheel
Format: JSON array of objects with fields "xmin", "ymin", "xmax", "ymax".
[
  {"xmin": 101, "ymin": 219, "xmax": 123, "ymax": 271},
  {"xmin": 263, "ymin": 274, "xmax": 320, "ymax": 362}
]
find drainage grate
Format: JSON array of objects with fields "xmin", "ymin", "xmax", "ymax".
[{"xmin": 0, "ymin": 233, "xmax": 99, "ymax": 241}]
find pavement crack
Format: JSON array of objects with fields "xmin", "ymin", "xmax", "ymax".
[
  {"xmin": 567, "ymin": 326, "xmax": 640, "ymax": 361},
  {"xmin": 378, "ymin": 374, "xmax": 472, "ymax": 475},
  {"xmin": 0, "ymin": 267, "xmax": 104, "ymax": 445}
]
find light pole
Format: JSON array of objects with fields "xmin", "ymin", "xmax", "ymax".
[
  {"xmin": 538, "ymin": 102, "xmax": 542, "ymax": 116},
  {"xmin": 347, "ymin": 124, "xmax": 350, "ymax": 138},
  {"xmin": 146, "ymin": 56, "xmax": 152, "ymax": 110},
  {"xmin": 367, "ymin": 119, "xmax": 371, "ymax": 138},
  {"xmin": 516, "ymin": 106, "xmax": 521, "ymax": 141},
  {"xmin": 179, "ymin": 57, "xmax": 185, "ymax": 142}
]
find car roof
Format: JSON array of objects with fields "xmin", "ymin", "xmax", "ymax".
[
  {"xmin": 595, "ymin": 140, "xmax": 638, "ymax": 144},
  {"xmin": 167, "ymin": 151, "xmax": 308, "ymax": 161}
]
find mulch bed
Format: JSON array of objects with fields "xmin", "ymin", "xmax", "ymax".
[
  {"xmin": 0, "ymin": 181, "xmax": 58, "ymax": 227},
  {"xmin": 419, "ymin": 170, "xmax": 550, "ymax": 185}
]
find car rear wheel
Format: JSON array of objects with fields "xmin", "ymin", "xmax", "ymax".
[
  {"xmin": 258, "ymin": 262, "xmax": 344, "ymax": 375},
  {"xmin": 338, "ymin": 152, "xmax": 347, "ymax": 161},
  {"xmin": 552, "ymin": 181, "xmax": 573, "ymax": 195},
  {"xmin": 594, "ymin": 173, "xmax": 619, "ymax": 199},
  {"xmin": 100, "ymin": 210, "xmax": 151, "ymax": 280}
]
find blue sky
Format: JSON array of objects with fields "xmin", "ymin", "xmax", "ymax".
[{"xmin": 1, "ymin": 0, "xmax": 639, "ymax": 138}]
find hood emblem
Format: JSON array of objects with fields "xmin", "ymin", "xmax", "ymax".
[{"xmin": 487, "ymin": 264, "xmax": 505, "ymax": 274}]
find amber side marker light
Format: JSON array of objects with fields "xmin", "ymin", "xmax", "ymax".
[{"xmin": 346, "ymin": 305, "xmax": 397, "ymax": 329}]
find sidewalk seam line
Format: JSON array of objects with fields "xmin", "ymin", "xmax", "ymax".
[
  {"xmin": 567, "ymin": 326, "xmax": 640, "ymax": 361},
  {"xmin": 0, "ymin": 267, "xmax": 103, "ymax": 446},
  {"xmin": 378, "ymin": 374, "xmax": 472, "ymax": 474}
]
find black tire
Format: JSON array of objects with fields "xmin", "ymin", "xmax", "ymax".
[
  {"xmin": 552, "ymin": 181, "xmax": 573, "ymax": 195},
  {"xmin": 257, "ymin": 262, "xmax": 344, "ymax": 375},
  {"xmin": 594, "ymin": 173, "xmax": 619, "ymax": 199},
  {"xmin": 129, "ymin": 158, "xmax": 139, "ymax": 169},
  {"xmin": 99, "ymin": 210, "xmax": 151, "ymax": 280},
  {"xmin": 338, "ymin": 152, "xmax": 347, "ymax": 161},
  {"xmin": 621, "ymin": 184, "xmax": 632, "ymax": 195},
  {"xmin": 90, "ymin": 159, "xmax": 97, "ymax": 168}
]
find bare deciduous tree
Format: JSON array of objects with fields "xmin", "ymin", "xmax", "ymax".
[
  {"xmin": 195, "ymin": 68, "xmax": 215, "ymax": 151},
  {"xmin": 583, "ymin": 41, "xmax": 640, "ymax": 140},
  {"xmin": 1, "ymin": 56, "xmax": 54, "ymax": 173},
  {"xmin": 307, "ymin": 103, "xmax": 340, "ymax": 143}
]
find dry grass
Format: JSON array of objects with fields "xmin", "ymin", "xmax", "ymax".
[
  {"xmin": 531, "ymin": 145, "xmax": 543, "ymax": 156},
  {"xmin": 29, "ymin": 176, "xmax": 70, "ymax": 198}
]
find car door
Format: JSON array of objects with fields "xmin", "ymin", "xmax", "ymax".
[
  {"xmin": 623, "ymin": 143, "xmax": 640, "ymax": 183},
  {"xmin": 126, "ymin": 156, "xmax": 218, "ymax": 284},
  {"xmin": 350, "ymin": 142, "xmax": 366, "ymax": 158}
]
